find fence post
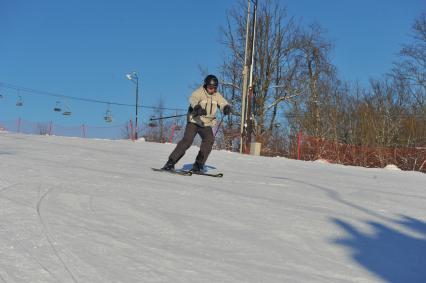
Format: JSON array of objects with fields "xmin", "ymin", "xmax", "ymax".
[
  {"xmin": 169, "ymin": 124, "xmax": 176, "ymax": 143},
  {"xmin": 129, "ymin": 119, "xmax": 134, "ymax": 141},
  {"xmin": 297, "ymin": 130, "xmax": 303, "ymax": 160},
  {"xmin": 48, "ymin": 121, "xmax": 53, "ymax": 136},
  {"xmin": 17, "ymin": 118, "xmax": 21, "ymax": 133},
  {"xmin": 82, "ymin": 124, "xmax": 86, "ymax": 138}
]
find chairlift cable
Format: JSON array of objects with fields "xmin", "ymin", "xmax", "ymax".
[{"xmin": 0, "ymin": 81, "xmax": 185, "ymax": 111}]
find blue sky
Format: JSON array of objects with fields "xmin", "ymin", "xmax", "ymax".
[{"xmin": 0, "ymin": 0, "xmax": 424, "ymax": 131}]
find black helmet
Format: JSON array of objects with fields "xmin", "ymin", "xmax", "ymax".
[{"xmin": 203, "ymin": 74, "xmax": 219, "ymax": 88}]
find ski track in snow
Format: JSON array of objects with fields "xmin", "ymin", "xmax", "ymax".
[
  {"xmin": 0, "ymin": 183, "xmax": 74, "ymax": 282},
  {"xmin": 0, "ymin": 184, "xmax": 61, "ymax": 282},
  {"xmin": 36, "ymin": 185, "xmax": 79, "ymax": 283}
]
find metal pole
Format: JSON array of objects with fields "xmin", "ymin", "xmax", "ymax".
[
  {"xmin": 240, "ymin": 0, "xmax": 251, "ymax": 154},
  {"xmin": 135, "ymin": 77, "xmax": 139, "ymax": 140},
  {"xmin": 246, "ymin": 0, "xmax": 257, "ymax": 151},
  {"xmin": 249, "ymin": 0, "xmax": 257, "ymax": 88}
]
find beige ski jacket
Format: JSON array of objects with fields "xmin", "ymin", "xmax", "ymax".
[{"xmin": 188, "ymin": 86, "xmax": 229, "ymax": 127}]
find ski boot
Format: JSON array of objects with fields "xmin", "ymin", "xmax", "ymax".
[
  {"xmin": 161, "ymin": 159, "xmax": 175, "ymax": 171},
  {"xmin": 190, "ymin": 161, "xmax": 204, "ymax": 173}
]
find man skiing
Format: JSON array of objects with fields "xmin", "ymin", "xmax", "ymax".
[{"xmin": 161, "ymin": 74, "xmax": 231, "ymax": 173}]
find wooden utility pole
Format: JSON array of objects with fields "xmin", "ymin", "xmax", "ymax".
[
  {"xmin": 245, "ymin": 0, "xmax": 257, "ymax": 153},
  {"xmin": 240, "ymin": 0, "xmax": 258, "ymax": 154},
  {"xmin": 240, "ymin": 0, "xmax": 251, "ymax": 153}
]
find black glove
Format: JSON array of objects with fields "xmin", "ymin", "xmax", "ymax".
[
  {"xmin": 192, "ymin": 104, "xmax": 207, "ymax": 117},
  {"xmin": 223, "ymin": 105, "xmax": 232, "ymax": 115}
]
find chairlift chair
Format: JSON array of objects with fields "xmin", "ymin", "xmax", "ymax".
[
  {"xmin": 174, "ymin": 120, "xmax": 182, "ymax": 131},
  {"xmin": 63, "ymin": 107, "xmax": 72, "ymax": 116},
  {"xmin": 176, "ymin": 117, "xmax": 184, "ymax": 131},
  {"xmin": 16, "ymin": 96, "xmax": 23, "ymax": 107},
  {"xmin": 104, "ymin": 111, "xmax": 113, "ymax": 123},
  {"xmin": 54, "ymin": 101, "xmax": 62, "ymax": 112},
  {"xmin": 104, "ymin": 109, "xmax": 113, "ymax": 123},
  {"xmin": 148, "ymin": 115, "xmax": 158, "ymax": 128}
]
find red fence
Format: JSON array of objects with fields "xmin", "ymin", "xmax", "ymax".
[
  {"xmin": 0, "ymin": 118, "xmax": 183, "ymax": 142},
  {"xmin": 2, "ymin": 119, "xmax": 424, "ymax": 172},
  {"xmin": 296, "ymin": 133, "xmax": 426, "ymax": 173},
  {"xmin": 0, "ymin": 119, "xmax": 129, "ymax": 140}
]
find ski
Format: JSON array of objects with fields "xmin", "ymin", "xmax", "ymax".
[
  {"xmin": 151, "ymin": 167, "xmax": 223, "ymax": 177},
  {"xmin": 151, "ymin": 168, "xmax": 192, "ymax": 176},
  {"xmin": 185, "ymin": 171, "xmax": 223, "ymax": 178}
]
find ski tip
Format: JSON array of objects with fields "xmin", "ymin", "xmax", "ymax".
[{"xmin": 189, "ymin": 171, "xmax": 223, "ymax": 177}]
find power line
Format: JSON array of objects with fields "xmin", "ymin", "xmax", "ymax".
[{"xmin": 0, "ymin": 82, "xmax": 185, "ymax": 112}]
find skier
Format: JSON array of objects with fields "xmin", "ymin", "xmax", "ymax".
[{"xmin": 161, "ymin": 74, "xmax": 232, "ymax": 173}]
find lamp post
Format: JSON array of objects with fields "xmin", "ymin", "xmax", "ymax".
[{"xmin": 126, "ymin": 71, "xmax": 140, "ymax": 139}]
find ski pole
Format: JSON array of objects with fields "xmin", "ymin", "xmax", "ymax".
[
  {"xmin": 149, "ymin": 114, "xmax": 187, "ymax": 121},
  {"xmin": 214, "ymin": 115, "xmax": 225, "ymax": 138}
]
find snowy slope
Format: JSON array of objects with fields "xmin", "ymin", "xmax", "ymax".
[{"xmin": 0, "ymin": 132, "xmax": 425, "ymax": 283}]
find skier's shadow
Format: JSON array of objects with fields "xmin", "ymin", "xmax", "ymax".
[
  {"xmin": 270, "ymin": 176, "xmax": 426, "ymax": 282},
  {"xmin": 332, "ymin": 215, "xmax": 426, "ymax": 283},
  {"xmin": 182, "ymin": 163, "xmax": 217, "ymax": 172}
]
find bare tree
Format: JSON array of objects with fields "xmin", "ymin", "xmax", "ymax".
[
  {"xmin": 285, "ymin": 24, "xmax": 335, "ymax": 140},
  {"xmin": 391, "ymin": 13, "xmax": 426, "ymax": 109},
  {"xmin": 218, "ymin": 2, "xmax": 424, "ymax": 168},
  {"xmin": 390, "ymin": 12, "xmax": 426, "ymax": 146},
  {"xmin": 220, "ymin": 0, "xmax": 308, "ymax": 148}
]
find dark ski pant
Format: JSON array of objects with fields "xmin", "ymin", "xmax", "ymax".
[{"xmin": 168, "ymin": 122, "xmax": 214, "ymax": 166}]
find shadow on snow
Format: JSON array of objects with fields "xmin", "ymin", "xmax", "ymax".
[{"xmin": 332, "ymin": 215, "xmax": 426, "ymax": 283}]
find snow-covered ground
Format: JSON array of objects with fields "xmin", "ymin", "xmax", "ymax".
[{"xmin": 0, "ymin": 132, "xmax": 425, "ymax": 283}]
